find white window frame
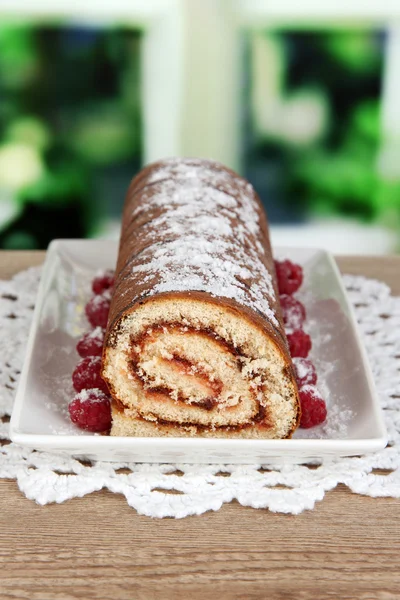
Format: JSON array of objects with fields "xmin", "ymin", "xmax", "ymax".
[{"xmin": 234, "ymin": 0, "xmax": 400, "ymax": 25}]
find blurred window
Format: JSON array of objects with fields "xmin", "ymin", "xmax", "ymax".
[
  {"xmin": 244, "ymin": 30, "xmax": 387, "ymax": 225},
  {"xmin": 0, "ymin": 24, "xmax": 142, "ymax": 249}
]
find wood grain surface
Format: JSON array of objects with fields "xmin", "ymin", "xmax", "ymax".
[{"xmin": 1, "ymin": 251, "xmax": 399, "ymax": 600}]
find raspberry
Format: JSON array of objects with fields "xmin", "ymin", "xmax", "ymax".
[
  {"xmin": 298, "ymin": 385, "xmax": 327, "ymax": 428},
  {"xmin": 92, "ymin": 269, "xmax": 115, "ymax": 295},
  {"xmin": 275, "ymin": 259, "xmax": 303, "ymax": 295},
  {"xmin": 76, "ymin": 327, "xmax": 105, "ymax": 358},
  {"xmin": 293, "ymin": 357, "xmax": 317, "ymax": 386},
  {"xmin": 85, "ymin": 292, "xmax": 111, "ymax": 329},
  {"xmin": 72, "ymin": 356, "xmax": 109, "ymax": 394},
  {"xmin": 280, "ymin": 294, "xmax": 306, "ymax": 329},
  {"xmin": 69, "ymin": 389, "xmax": 111, "ymax": 432},
  {"xmin": 287, "ymin": 329, "xmax": 312, "ymax": 358}
]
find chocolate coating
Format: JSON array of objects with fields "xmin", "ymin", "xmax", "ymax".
[{"xmin": 105, "ymin": 157, "xmax": 288, "ymax": 351}]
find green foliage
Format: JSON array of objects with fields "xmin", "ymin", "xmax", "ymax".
[
  {"xmin": 375, "ymin": 180, "xmax": 400, "ymax": 229},
  {"xmin": 323, "ymin": 31, "xmax": 381, "ymax": 74},
  {"xmin": 296, "ymin": 148, "xmax": 378, "ymax": 220},
  {"xmin": 0, "ymin": 142, "xmax": 44, "ymax": 193},
  {"xmin": 253, "ymin": 30, "xmax": 400, "ymax": 224},
  {"xmin": 0, "ymin": 24, "xmax": 143, "ymax": 248},
  {"xmin": 67, "ymin": 101, "xmax": 139, "ymax": 165},
  {"xmin": 0, "ymin": 24, "xmax": 38, "ymax": 88},
  {"xmin": 295, "ymin": 100, "xmax": 384, "ymax": 220},
  {"xmin": 5, "ymin": 116, "xmax": 51, "ymax": 151},
  {"xmin": 351, "ymin": 100, "xmax": 380, "ymax": 144},
  {"xmin": 2, "ymin": 230, "xmax": 37, "ymax": 250},
  {"xmin": 19, "ymin": 160, "xmax": 87, "ymax": 205}
]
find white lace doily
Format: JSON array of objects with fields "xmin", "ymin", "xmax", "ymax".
[{"xmin": 1, "ymin": 267, "xmax": 400, "ymax": 518}]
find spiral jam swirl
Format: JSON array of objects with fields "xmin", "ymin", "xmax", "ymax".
[{"xmin": 122, "ymin": 323, "xmax": 271, "ymax": 432}]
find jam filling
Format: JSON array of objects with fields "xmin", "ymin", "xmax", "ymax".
[{"xmin": 123, "ymin": 323, "xmax": 272, "ymax": 431}]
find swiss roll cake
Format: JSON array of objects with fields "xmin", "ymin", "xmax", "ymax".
[{"xmin": 101, "ymin": 158, "xmax": 300, "ymax": 438}]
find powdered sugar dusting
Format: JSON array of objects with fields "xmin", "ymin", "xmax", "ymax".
[
  {"xmin": 321, "ymin": 404, "xmax": 354, "ymax": 437},
  {"xmin": 91, "ymin": 290, "xmax": 111, "ymax": 306},
  {"xmin": 86, "ymin": 327, "xmax": 105, "ymax": 341},
  {"xmin": 127, "ymin": 159, "xmax": 278, "ymax": 325},
  {"xmin": 294, "ymin": 358, "xmax": 311, "ymax": 380},
  {"xmin": 74, "ymin": 388, "xmax": 109, "ymax": 403},
  {"xmin": 79, "ymin": 355, "xmax": 102, "ymax": 368}
]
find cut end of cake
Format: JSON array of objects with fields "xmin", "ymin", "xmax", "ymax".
[{"xmin": 102, "ymin": 293, "xmax": 300, "ymax": 439}]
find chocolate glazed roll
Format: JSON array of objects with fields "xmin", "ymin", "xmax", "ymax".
[{"xmin": 102, "ymin": 158, "xmax": 300, "ymax": 438}]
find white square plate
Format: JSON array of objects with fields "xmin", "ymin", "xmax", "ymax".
[{"xmin": 10, "ymin": 240, "xmax": 387, "ymax": 464}]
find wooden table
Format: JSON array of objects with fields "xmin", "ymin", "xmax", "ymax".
[{"xmin": 1, "ymin": 252, "xmax": 400, "ymax": 600}]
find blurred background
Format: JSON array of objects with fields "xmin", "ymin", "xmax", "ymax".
[{"xmin": 0, "ymin": 0, "xmax": 399, "ymax": 254}]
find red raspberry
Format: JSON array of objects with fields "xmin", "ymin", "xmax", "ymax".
[
  {"xmin": 92, "ymin": 269, "xmax": 115, "ymax": 295},
  {"xmin": 72, "ymin": 356, "xmax": 109, "ymax": 394},
  {"xmin": 280, "ymin": 294, "xmax": 306, "ymax": 329},
  {"xmin": 85, "ymin": 292, "xmax": 111, "ymax": 329},
  {"xmin": 298, "ymin": 385, "xmax": 327, "ymax": 428},
  {"xmin": 275, "ymin": 259, "xmax": 303, "ymax": 295},
  {"xmin": 76, "ymin": 327, "xmax": 105, "ymax": 358},
  {"xmin": 287, "ymin": 329, "xmax": 312, "ymax": 358},
  {"xmin": 293, "ymin": 357, "xmax": 317, "ymax": 386},
  {"xmin": 69, "ymin": 389, "xmax": 111, "ymax": 432}
]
